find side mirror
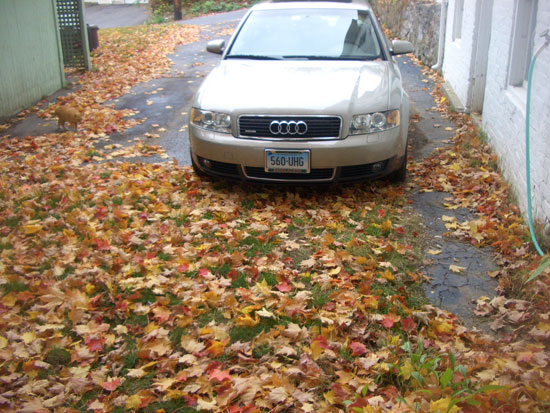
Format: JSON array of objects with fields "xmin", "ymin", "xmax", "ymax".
[
  {"xmin": 206, "ymin": 39, "xmax": 225, "ymax": 55},
  {"xmin": 390, "ymin": 40, "xmax": 414, "ymax": 55}
]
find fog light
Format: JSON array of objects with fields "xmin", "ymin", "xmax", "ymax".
[
  {"xmin": 372, "ymin": 162, "xmax": 383, "ymax": 172},
  {"xmin": 203, "ymin": 159, "xmax": 212, "ymax": 169}
]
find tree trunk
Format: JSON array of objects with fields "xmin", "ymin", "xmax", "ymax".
[{"xmin": 174, "ymin": 0, "xmax": 182, "ymax": 21}]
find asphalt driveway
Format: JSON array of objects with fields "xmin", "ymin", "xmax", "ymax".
[{"xmin": 85, "ymin": 4, "xmax": 149, "ymax": 28}]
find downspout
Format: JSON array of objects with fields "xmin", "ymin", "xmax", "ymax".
[
  {"xmin": 465, "ymin": 0, "xmax": 482, "ymax": 113},
  {"xmin": 432, "ymin": 0, "xmax": 448, "ymax": 70}
]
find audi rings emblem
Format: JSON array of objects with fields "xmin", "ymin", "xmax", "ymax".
[{"xmin": 269, "ymin": 120, "xmax": 308, "ymax": 135}]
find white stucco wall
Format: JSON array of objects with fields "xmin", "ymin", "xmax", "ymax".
[
  {"xmin": 441, "ymin": 0, "xmax": 479, "ymax": 109},
  {"xmin": 482, "ymin": 0, "xmax": 550, "ymax": 233}
]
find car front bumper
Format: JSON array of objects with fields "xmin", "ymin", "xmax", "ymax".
[{"xmin": 189, "ymin": 124, "xmax": 407, "ymax": 183}]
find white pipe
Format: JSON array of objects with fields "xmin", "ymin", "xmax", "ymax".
[{"xmin": 432, "ymin": 0, "xmax": 448, "ymax": 70}]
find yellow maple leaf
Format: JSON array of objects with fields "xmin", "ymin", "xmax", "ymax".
[
  {"xmin": 310, "ymin": 340, "xmax": 324, "ymax": 360},
  {"xmin": 450, "ymin": 162, "xmax": 461, "ymax": 171},
  {"xmin": 23, "ymin": 224, "xmax": 42, "ymax": 234},
  {"xmin": 380, "ymin": 269, "xmax": 395, "ymax": 281},
  {"xmin": 430, "ymin": 318, "xmax": 455, "ymax": 335},
  {"xmin": 125, "ymin": 394, "xmax": 141, "ymax": 410},
  {"xmin": 154, "ymin": 377, "xmax": 176, "ymax": 392},
  {"xmin": 235, "ymin": 313, "xmax": 259, "ymax": 327},
  {"xmin": 469, "ymin": 222, "xmax": 484, "ymax": 242},
  {"xmin": 69, "ymin": 365, "xmax": 90, "ymax": 378},
  {"xmin": 430, "ymin": 397, "xmax": 459, "ymax": 413},
  {"xmin": 323, "ymin": 390, "xmax": 335, "ymax": 404},
  {"xmin": 206, "ymin": 340, "xmax": 225, "ymax": 357},
  {"xmin": 355, "ymin": 256, "xmax": 369, "ymax": 265},
  {"xmin": 328, "ymin": 266, "xmax": 341, "ymax": 275},
  {"xmin": 2, "ymin": 294, "xmax": 16, "ymax": 308},
  {"xmin": 240, "ymin": 305, "xmax": 260, "ymax": 314},
  {"xmin": 381, "ymin": 218, "xmax": 393, "ymax": 232},
  {"xmin": 21, "ymin": 332, "xmax": 36, "ymax": 344},
  {"xmin": 363, "ymin": 296, "xmax": 379, "ymax": 310},
  {"xmin": 399, "ymin": 359, "xmax": 413, "ymax": 380}
]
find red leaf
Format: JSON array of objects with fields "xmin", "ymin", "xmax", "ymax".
[
  {"xmin": 209, "ymin": 368, "xmax": 232, "ymax": 382},
  {"xmin": 349, "ymin": 341, "xmax": 367, "ymax": 356},
  {"xmin": 101, "ymin": 377, "xmax": 121, "ymax": 392},
  {"xmin": 275, "ymin": 282, "xmax": 292, "ymax": 292},
  {"xmin": 401, "ymin": 316, "xmax": 416, "ymax": 333},
  {"xmin": 177, "ymin": 263, "xmax": 189, "ymax": 272},
  {"xmin": 331, "ymin": 382, "xmax": 348, "ymax": 399},
  {"xmin": 91, "ymin": 293, "xmax": 103, "ymax": 306},
  {"xmin": 312, "ymin": 335, "xmax": 329, "ymax": 349},
  {"xmin": 377, "ymin": 209, "xmax": 385, "ymax": 218},
  {"xmin": 381, "ymin": 313, "xmax": 400, "ymax": 329},
  {"xmin": 93, "ymin": 238, "xmax": 111, "ymax": 251},
  {"xmin": 227, "ymin": 269, "xmax": 239, "ymax": 280},
  {"xmin": 86, "ymin": 338, "xmax": 104, "ymax": 353}
]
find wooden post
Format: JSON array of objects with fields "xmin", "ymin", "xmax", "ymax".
[{"xmin": 174, "ymin": 0, "xmax": 182, "ymax": 21}]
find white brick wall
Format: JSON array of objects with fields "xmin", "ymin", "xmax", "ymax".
[
  {"xmin": 482, "ymin": 0, "xmax": 550, "ymax": 235},
  {"xmin": 441, "ymin": 0, "xmax": 550, "ymax": 239},
  {"xmin": 442, "ymin": 0, "xmax": 478, "ymax": 108}
]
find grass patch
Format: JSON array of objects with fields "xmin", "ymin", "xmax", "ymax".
[
  {"xmin": 310, "ymin": 284, "xmax": 334, "ymax": 308},
  {"xmin": 230, "ymin": 317, "xmax": 286, "ymax": 343},
  {"xmin": 259, "ymin": 272, "xmax": 277, "ymax": 286},
  {"xmin": 252, "ymin": 344, "xmax": 273, "ymax": 359},
  {"xmin": 1, "ymin": 280, "xmax": 28, "ymax": 294},
  {"xmin": 122, "ymin": 350, "xmax": 139, "ymax": 372},
  {"xmin": 169, "ymin": 326, "xmax": 185, "ymax": 351},
  {"xmin": 137, "ymin": 288, "xmax": 157, "ymax": 304},
  {"xmin": 120, "ymin": 373, "xmax": 155, "ymax": 394},
  {"xmin": 231, "ymin": 273, "xmax": 249, "ymax": 289},
  {"xmin": 144, "ymin": 400, "xmax": 196, "ymax": 413},
  {"xmin": 44, "ymin": 347, "xmax": 71, "ymax": 366},
  {"xmin": 197, "ymin": 308, "xmax": 226, "ymax": 327},
  {"xmin": 241, "ymin": 235, "xmax": 276, "ymax": 258}
]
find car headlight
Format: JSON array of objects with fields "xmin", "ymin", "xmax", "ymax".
[
  {"xmin": 190, "ymin": 108, "xmax": 231, "ymax": 133},
  {"xmin": 350, "ymin": 109, "xmax": 400, "ymax": 135}
]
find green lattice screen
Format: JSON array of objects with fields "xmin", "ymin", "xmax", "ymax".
[{"xmin": 56, "ymin": 0, "xmax": 89, "ymax": 69}]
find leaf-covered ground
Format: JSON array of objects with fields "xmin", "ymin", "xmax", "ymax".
[{"xmin": 1, "ymin": 25, "xmax": 549, "ymax": 412}]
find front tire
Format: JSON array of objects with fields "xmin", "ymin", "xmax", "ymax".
[{"xmin": 388, "ymin": 150, "xmax": 407, "ymax": 183}]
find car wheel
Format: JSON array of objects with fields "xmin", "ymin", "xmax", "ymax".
[{"xmin": 388, "ymin": 150, "xmax": 407, "ymax": 183}]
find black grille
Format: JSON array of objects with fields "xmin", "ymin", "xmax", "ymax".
[
  {"xmin": 245, "ymin": 167, "xmax": 334, "ymax": 181},
  {"xmin": 199, "ymin": 158, "xmax": 240, "ymax": 177},
  {"xmin": 340, "ymin": 160, "xmax": 389, "ymax": 179},
  {"xmin": 239, "ymin": 116, "xmax": 341, "ymax": 139}
]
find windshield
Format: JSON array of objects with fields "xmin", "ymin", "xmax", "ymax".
[{"xmin": 226, "ymin": 8, "xmax": 383, "ymax": 60}]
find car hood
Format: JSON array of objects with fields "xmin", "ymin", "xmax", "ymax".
[{"xmin": 194, "ymin": 59, "xmax": 391, "ymax": 115}]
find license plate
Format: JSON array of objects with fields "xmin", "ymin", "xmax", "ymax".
[{"xmin": 265, "ymin": 150, "xmax": 310, "ymax": 173}]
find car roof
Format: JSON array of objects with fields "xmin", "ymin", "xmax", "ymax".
[{"xmin": 253, "ymin": 0, "xmax": 373, "ymax": 12}]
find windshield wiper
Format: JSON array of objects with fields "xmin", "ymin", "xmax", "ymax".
[
  {"xmin": 283, "ymin": 55, "xmax": 380, "ymax": 61},
  {"xmin": 226, "ymin": 54, "xmax": 282, "ymax": 60}
]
